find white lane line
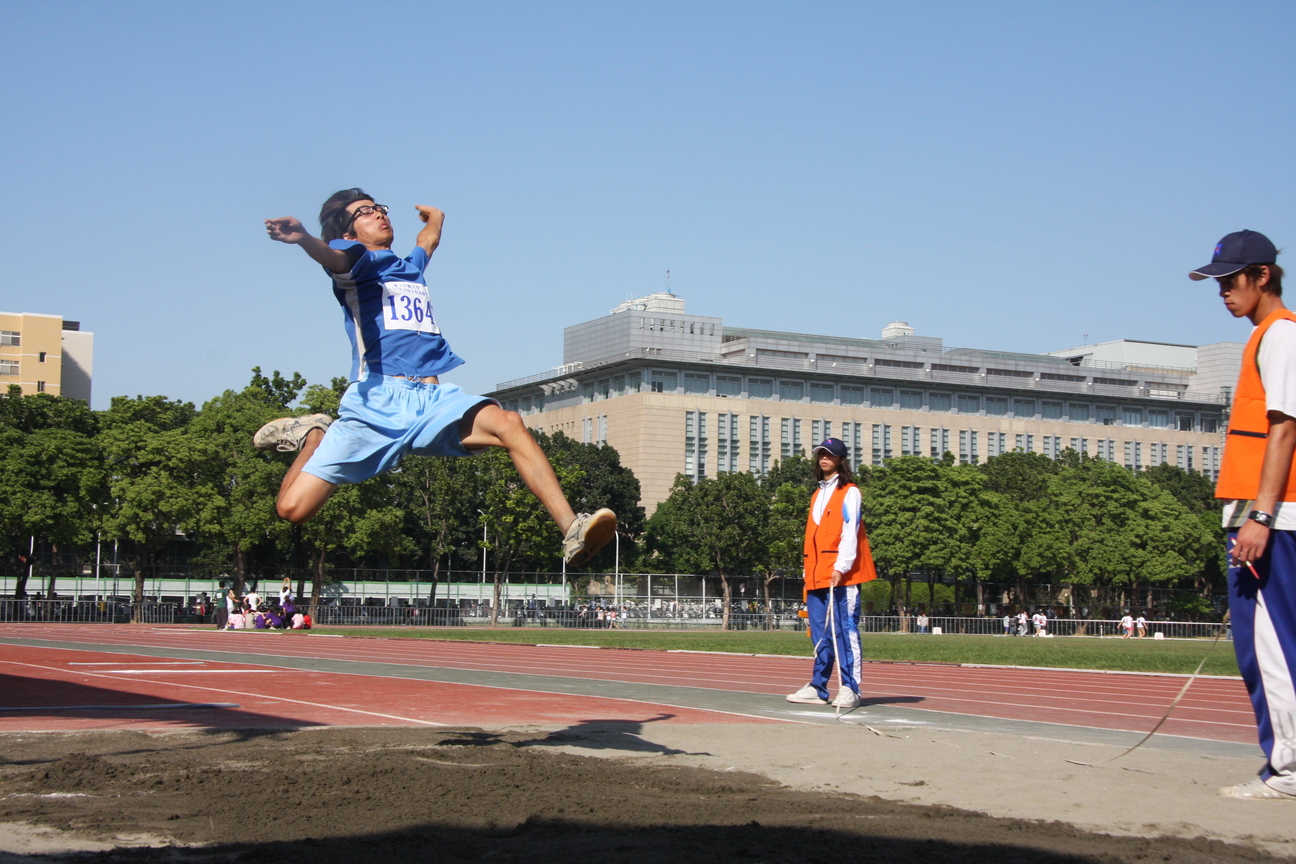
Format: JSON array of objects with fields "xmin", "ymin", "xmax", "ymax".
[
  {"xmin": 1, "ymin": 660, "xmax": 446, "ymax": 727},
  {"xmin": 0, "ymin": 703, "xmax": 239, "ymax": 712},
  {"xmin": 69, "ymin": 661, "xmax": 205, "ymax": 666}
]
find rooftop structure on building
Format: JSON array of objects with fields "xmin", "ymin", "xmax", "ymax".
[
  {"xmin": 489, "ymin": 294, "xmax": 1237, "ymax": 512},
  {"xmin": 0, "ymin": 312, "xmax": 94, "ymax": 402}
]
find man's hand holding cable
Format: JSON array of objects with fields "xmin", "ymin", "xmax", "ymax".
[{"xmin": 1233, "ymin": 412, "xmax": 1296, "ymax": 566}]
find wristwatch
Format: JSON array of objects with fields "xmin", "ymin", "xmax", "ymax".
[{"xmin": 1247, "ymin": 509, "xmax": 1275, "ymax": 528}]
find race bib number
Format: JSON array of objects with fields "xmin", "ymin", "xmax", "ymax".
[{"xmin": 381, "ymin": 281, "xmax": 440, "ymax": 334}]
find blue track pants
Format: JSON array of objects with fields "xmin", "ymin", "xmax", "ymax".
[
  {"xmin": 806, "ymin": 585, "xmax": 863, "ymax": 700},
  {"xmin": 1227, "ymin": 529, "xmax": 1296, "ymax": 795}
]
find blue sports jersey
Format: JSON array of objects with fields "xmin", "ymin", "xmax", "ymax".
[{"xmin": 326, "ymin": 240, "xmax": 465, "ymax": 381}]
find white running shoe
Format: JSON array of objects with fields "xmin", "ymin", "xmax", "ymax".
[
  {"xmin": 562, "ymin": 508, "xmax": 617, "ymax": 565},
  {"xmin": 1218, "ymin": 778, "xmax": 1296, "ymax": 800},
  {"xmin": 253, "ymin": 414, "xmax": 333, "ymax": 452},
  {"xmin": 832, "ymin": 688, "xmax": 861, "ymax": 709},
  {"xmin": 786, "ymin": 684, "xmax": 828, "ymax": 705}
]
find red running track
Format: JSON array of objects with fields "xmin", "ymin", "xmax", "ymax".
[{"xmin": 0, "ymin": 624, "xmax": 1259, "ymax": 744}]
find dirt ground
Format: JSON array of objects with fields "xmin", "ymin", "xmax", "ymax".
[{"xmin": 0, "ymin": 727, "xmax": 1286, "ymax": 864}]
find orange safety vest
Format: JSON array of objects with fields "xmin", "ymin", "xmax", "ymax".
[
  {"xmin": 1215, "ymin": 308, "xmax": 1296, "ymax": 500},
  {"xmin": 802, "ymin": 481, "xmax": 877, "ymax": 591}
]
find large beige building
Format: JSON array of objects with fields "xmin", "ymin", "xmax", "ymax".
[
  {"xmin": 489, "ymin": 294, "xmax": 1237, "ymax": 513},
  {"xmin": 0, "ymin": 312, "xmax": 94, "ymax": 402}
]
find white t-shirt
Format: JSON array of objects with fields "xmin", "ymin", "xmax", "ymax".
[
  {"xmin": 1224, "ymin": 319, "xmax": 1296, "ymax": 530},
  {"xmin": 245, "ymin": 591, "xmax": 262, "ymax": 610}
]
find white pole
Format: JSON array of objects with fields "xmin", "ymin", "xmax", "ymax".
[
  {"xmin": 28, "ymin": 536, "xmax": 35, "ymax": 597},
  {"xmin": 95, "ymin": 532, "xmax": 101, "ymax": 603},
  {"xmin": 614, "ymin": 532, "xmax": 620, "ymax": 609}
]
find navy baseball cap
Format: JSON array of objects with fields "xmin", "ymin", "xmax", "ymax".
[
  {"xmin": 1189, "ymin": 230, "xmax": 1278, "ymax": 281},
  {"xmin": 813, "ymin": 438, "xmax": 848, "ymax": 458}
]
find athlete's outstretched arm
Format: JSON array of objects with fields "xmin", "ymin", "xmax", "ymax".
[
  {"xmin": 265, "ymin": 216, "xmax": 353, "ymax": 273},
  {"xmin": 414, "ymin": 206, "xmax": 444, "ymax": 257}
]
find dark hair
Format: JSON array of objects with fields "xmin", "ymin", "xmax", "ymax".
[
  {"xmin": 814, "ymin": 453, "xmax": 854, "ymax": 485},
  {"xmin": 319, "ymin": 188, "xmax": 375, "ymax": 242},
  {"xmin": 1246, "ymin": 262, "xmax": 1285, "ymax": 297}
]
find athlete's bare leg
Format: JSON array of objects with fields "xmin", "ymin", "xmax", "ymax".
[
  {"xmin": 460, "ymin": 404, "xmax": 576, "ymax": 533},
  {"xmin": 276, "ymin": 428, "xmax": 338, "ymax": 524}
]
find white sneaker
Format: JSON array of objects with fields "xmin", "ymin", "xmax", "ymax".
[
  {"xmin": 786, "ymin": 684, "xmax": 828, "ymax": 705},
  {"xmin": 562, "ymin": 509, "xmax": 617, "ymax": 565},
  {"xmin": 253, "ymin": 414, "xmax": 333, "ymax": 452},
  {"xmin": 1218, "ymin": 778, "xmax": 1296, "ymax": 800},
  {"xmin": 831, "ymin": 688, "xmax": 861, "ymax": 709}
]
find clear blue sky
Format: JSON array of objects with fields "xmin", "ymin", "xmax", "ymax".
[{"xmin": 3, "ymin": 2, "xmax": 1293, "ymax": 410}]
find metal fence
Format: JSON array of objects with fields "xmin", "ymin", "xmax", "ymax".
[{"xmin": 0, "ymin": 599, "xmax": 185, "ymax": 624}]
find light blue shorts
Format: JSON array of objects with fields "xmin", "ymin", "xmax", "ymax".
[{"xmin": 302, "ymin": 376, "xmax": 496, "ymax": 486}]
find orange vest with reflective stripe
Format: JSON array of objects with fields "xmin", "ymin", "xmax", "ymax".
[
  {"xmin": 802, "ymin": 482, "xmax": 877, "ymax": 590},
  {"xmin": 1215, "ymin": 308, "xmax": 1296, "ymax": 500}
]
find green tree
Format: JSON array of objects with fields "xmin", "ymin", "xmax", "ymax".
[
  {"xmin": 537, "ymin": 431, "xmax": 646, "ymax": 570},
  {"xmin": 393, "ymin": 455, "xmax": 481, "ymax": 604},
  {"xmin": 761, "ymin": 454, "xmax": 816, "ymax": 492},
  {"xmin": 764, "ymin": 481, "xmax": 810, "ymax": 626},
  {"xmin": 100, "ymin": 395, "xmax": 223, "ymax": 619},
  {"xmin": 647, "ymin": 472, "xmax": 768, "ymax": 629}
]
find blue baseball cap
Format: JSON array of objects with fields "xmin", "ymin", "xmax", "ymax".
[
  {"xmin": 813, "ymin": 438, "xmax": 848, "ymax": 458},
  {"xmin": 1189, "ymin": 230, "xmax": 1278, "ymax": 281}
]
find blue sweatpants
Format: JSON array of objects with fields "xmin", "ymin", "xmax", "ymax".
[
  {"xmin": 1227, "ymin": 529, "xmax": 1296, "ymax": 795},
  {"xmin": 806, "ymin": 585, "xmax": 863, "ymax": 700}
]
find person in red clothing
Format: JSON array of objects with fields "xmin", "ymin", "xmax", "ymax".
[{"xmin": 786, "ymin": 438, "xmax": 878, "ymax": 709}]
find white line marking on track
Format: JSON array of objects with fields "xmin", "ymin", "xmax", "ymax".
[{"xmin": 0, "ymin": 703, "xmax": 240, "ymax": 712}]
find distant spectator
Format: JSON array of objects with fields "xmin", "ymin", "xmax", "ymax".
[
  {"xmin": 291, "ymin": 612, "xmax": 306, "ymax": 629},
  {"xmin": 916, "ymin": 613, "xmax": 929, "ymax": 634},
  {"xmin": 1002, "ymin": 614, "xmax": 1012, "ymax": 636},
  {"xmin": 1120, "ymin": 614, "xmax": 1134, "ymax": 639},
  {"xmin": 245, "ymin": 588, "xmax": 263, "ymax": 612},
  {"xmin": 1136, "ymin": 615, "xmax": 1148, "ymax": 638}
]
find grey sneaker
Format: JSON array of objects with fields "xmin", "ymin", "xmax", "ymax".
[
  {"xmin": 832, "ymin": 688, "xmax": 861, "ymax": 709},
  {"xmin": 1218, "ymin": 778, "xmax": 1296, "ymax": 800},
  {"xmin": 253, "ymin": 414, "xmax": 333, "ymax": 452},
  {"xmin": 786, "ymin": 684, "xmax": 828, "ymax": 705},
  {"xmin": 562, "ymin": 509, "xmax": 617, "ymax": 565}
]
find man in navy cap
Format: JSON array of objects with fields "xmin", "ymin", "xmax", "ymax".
[{"xmin": 1194, "ymin": 230, "xmax": 1296, "ymax": 800}]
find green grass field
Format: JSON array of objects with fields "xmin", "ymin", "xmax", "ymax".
[{"xmin": 313, "ymin": 627, "xmax": 1241, "ymax": 676}]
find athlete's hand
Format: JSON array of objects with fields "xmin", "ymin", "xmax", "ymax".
[
  {"xmin": 415, "ymin": 205, "xmax": 444, "ymax": 228},
  {"xmin": 414, "ymin": 206, "xmax": 445, "ymax": 256},
  {"xmin": 265, "ymin": 216, "xmax": 307, "ymax": 245}
]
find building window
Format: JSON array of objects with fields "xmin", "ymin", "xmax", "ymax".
[
  {"xmin": 685, "ymin": 411, "xmax": 707, "ymax": 481},
  {"xmin": 748, "ymin": 377, "xmax": 774, "ymax": 399},
  {"xmin": 583, "ymin": 381, "xmax": 595, "ymax": 403},
  {"xmin": 35, "ymin": 381, "xmax": 45, "ymax": 393},
  {"xmin": 958, "ymin": 430, "xmax": 979, "ymax": 464},
  {"xmin": 930, "ymin": 428, "xmax": 949, "ymax": 459},
  {"xmin": 749, "ymin": 415, "xmax": 771, "ymax": 475},
  {"xmin": 612, "ymin": 375, "xmax": 625, "ymax": 396},
  {"xmin": 1069, "ymin": 403, "xmax": 1091, "ymax": 422},
  {"xmin": 929, "ymin": 392, "xmax": 952, "ymax": 412},
  {"xmin": 811, "ymin": 419, "xmax": 832, "ymax": 445},
  {"xmin": 650, "ymin": 371, "xmax": 678, "ymax": 394},
  {"xmin": 987, "ymin": 432, "xmax": 1007, "ymax": 458},
  {"xmin": 1149, "ymin": 442, "xmax": 1168, "ymax": 466},
  {"xmin": 596, "ymin": 379, "xmax": 610, "ymax": 400},
  {"xmin": 715, "ymin": 413, "xmax": 739, "ymax": 473},
  {"xmin": 1042, "ymin": 436, "xmax": 1063, "ymax": 459},
  {"xmin": 582, "ymin": 417, "xmax": 593, "ymax": 443},
  {"xmin": 1096, "ymin": 405, "xmax": 1117, "ymax": 426},
  {"xmin": 871, "ymin": 424, "xmax": 893, "ymax": 465},
  {"xmin": 841, "ymin": 422, "xmax": 864, "ymax": 468},
  {"xmin": 871, "ymin": 388, "xmax": 894, "ymax": 408},
  {"xmin": 1012, "ymin": 399, "xmax": 1036, "ymax": 418},
  {"xmin": 1014, "ymin": 434, "xmax": 1035, "ymax": 453},
  {"xmin": 0, "ymin": 331, "xmax": 18, "ymax": 347},
  {"xmin": 1202, "ymin": 446, "xmax": 1220, "ymax": 480},
  {"xmin": 1124, "ymin": 441, "xmax": 1142, "ymax": 470},
  {"xmin": 597, "ymin": 414, "xmax": 608, "ymax": 445},
  {"xmin": 781, "ymin": 417, "xmax": 803, "ymax": 458},
  {"xmin": 1069, "ymin": 437, "xmax": 1088, "ymax": 456},
  {"xmin": 900, "ymin": 425, "xmax": 921, "ymax": 456},
  {"xmin": 1201, "ymin": 416, "xmax": 1221, "ymax": 433},
  {"xmin": 628, "ymin": 371, "xmax": 642, "ymax": 392},
  {"xmin": 683, "ymin": 373, "xmax": 710, "ymax": 395},
  {"xmin": 1095, "ymin": 439, "xmax": 1116, "ymax": 462},
  {"xmin": 899, "ymin": 390, "xmax": 923, "ymax": 410},
  {"xmin": 809, "ymin": 382, "xmax": 835, "ymax": 404},
  {"xmin": 1121, "ymin": 407, "xmax": 1144, "ymax": 427},
  {"xmin": 1041, "ymin": 401, "xmax": 1063, "ymax": 420},
  {"xmin": 1148, "ymin": 410, "xmax": 1169, "ymax": 429},
  {"xmin": 956, "ymin": 394, "xmax": 979, "ymax": 414},
  {"xmin": 840, "ymin": 385, "xmax": 865, "ymax": 406},
  {"xmin": 38, "ymin": 351, "xmax": 46, "ymax": 363},
  {"xmin": 1175, "ymin": 412, "xmax": 1195, "ymax": 432},
  {"xmin": 0, "ymin": 360, "xmax": 17, "ymax": 376},
  {"xmin": 779, "ymin": 380, "xmax": 805, "ymax": 402},
  {"xmin": 716, "ymin": 375, "xmax": 742, "ymax": 397},
  {"xmin": 1176, "ymin": 444, "xmax": 1187, "ymax": 469},
  {"xmin": 985, "ymin": 397, "xmax": 1008, "ymax": 416}
]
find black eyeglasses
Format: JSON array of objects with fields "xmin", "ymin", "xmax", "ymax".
[{"xmin": 345, "ymin": 203, "xmax": 389, "ymax": 228}]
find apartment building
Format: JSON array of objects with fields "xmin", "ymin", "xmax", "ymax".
[
  {"xmin": 489, "ymin": 293, "xmax": 1237, "ymax": 512},
  {"xmin": 0, "ymin": 312, "xmax": 94, "ymax": 402}
]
